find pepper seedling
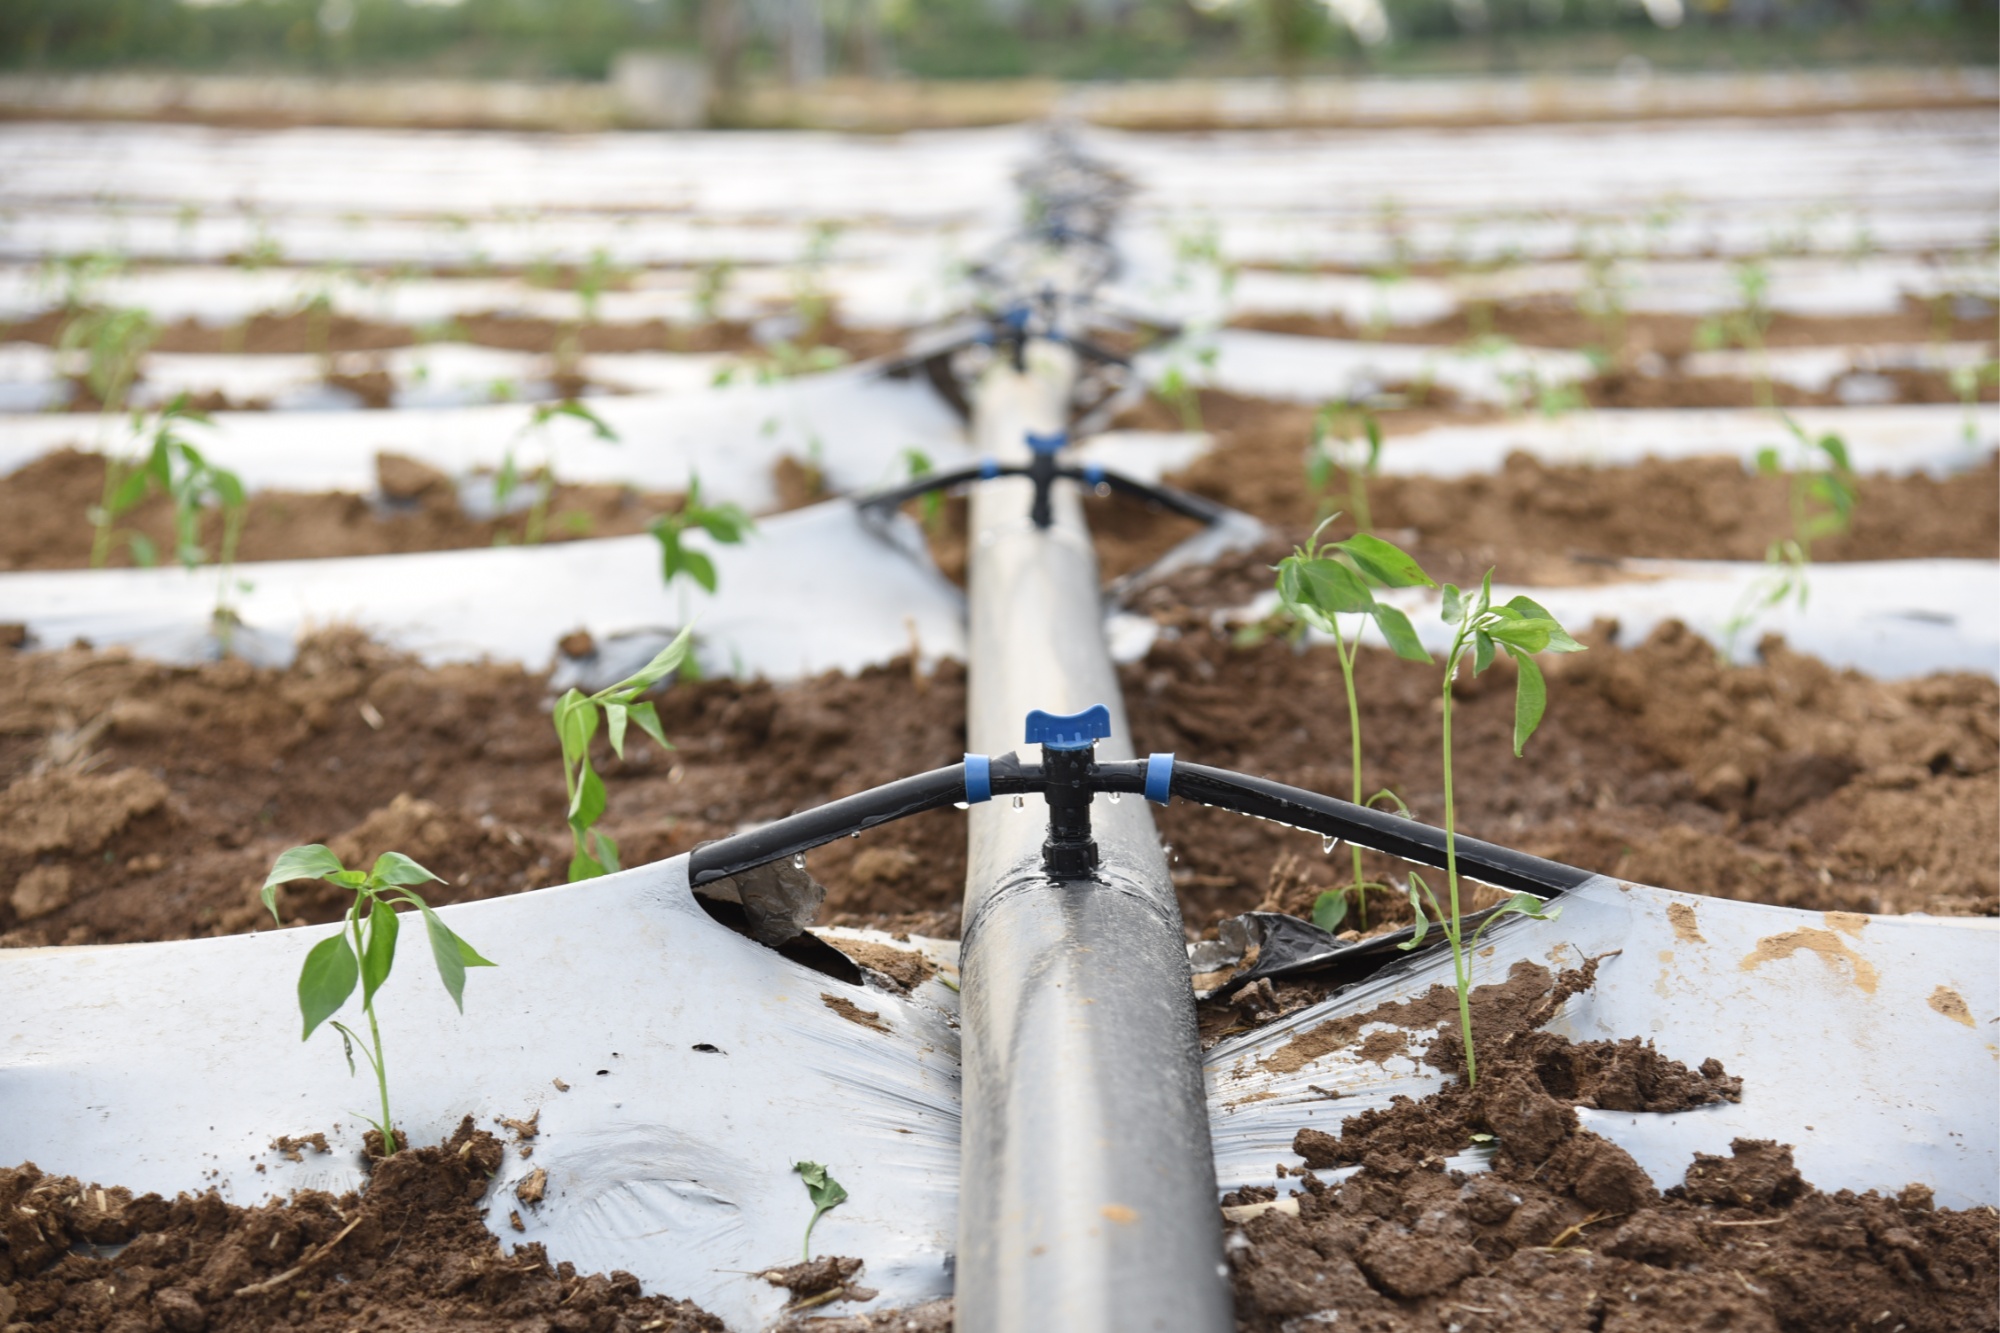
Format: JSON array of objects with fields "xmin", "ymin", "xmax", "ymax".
[
  {"xmin": 1273, "ymin": 517, "xmax": 1434, "ymax": 932},
  {"xmin": 1400, "ymin": 571, "xmax": 1585, "ymax": 1086},
  {"xmin": 1304, "ymin": 402, "xmax": 1384, "ymax": 531},
  {"xmin": 792, "ymin": 1161, "xmax": 848, "ymax": 1262},
  {"xmin": 554, "ymin": 628, "xmax": 693, "ymax": 881},
  {"xmin": 261, "ymin": 846, "xmax": 495, "ymax": 1156},
  {"xmin": 1721, "ymin": 415, "xmax": 1858, "ymax": 658},
  {"xmin": 648, "ymin": 474, "xmax": 753, "ymax": 607},
  {"xmin": 496, "ymin": 398, "xmax": 619, "ymax": 547}
]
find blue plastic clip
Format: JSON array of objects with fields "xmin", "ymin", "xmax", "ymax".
[
  {"xmin": 1144, "ymin": 753, "xmax": 1175, "ymax": 805},
  {"xmin": 1082, "ymin": 462, "xmax": 1105, "ymax": 487},
  {"xmin": 979, "ymin": 458, "xmax": 1001, "ymax": 480},
  {"xmin": 1024, "ymin": 705, "xmax": 1112, "ymax": 751},
  {"xmin": 964, "ymin": 753, "xmax": 992, "ymax": 804},
  {"xmin": 1026, "ymin": 430, "xmax": 1068, "ymax": 456}
]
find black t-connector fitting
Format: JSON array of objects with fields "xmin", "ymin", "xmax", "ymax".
[{"xmin": 1025, "ymin": 706, "xmax": 1111, "ymax": 878}]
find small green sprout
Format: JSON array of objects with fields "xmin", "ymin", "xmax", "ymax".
[
  {"xmin": 790, "ymin": 221, "xmax": 844, "ymax": 336},
  {"xmin": 553, "ymin": 629, "xmax": 691, "ymax": 881},
  {"xmin": 693, "ymin": 259, "xmax": 735, "ymax": 326},
  {"xmin": 496, "ymin": 399, "xmax": 618, "ymax": 546},
  {"xmin": 60, "ymin": 305, "xmax": 156, "ymax": 413},
  {"xmin": 1304, "ymin": 402, "xmax": 1384, "ymax": 531},
  {"xmin": 792, "ymin": 1161, "xmax": 848, "ymax": 1262},
  {"xmin": 1274, "ymin": 518, "xmax": 1434, "ymax": 932},
  {"xmin": 90, "ymin": 393, "xmax": 247, "ymax": 646},
  {"xmin": 1403, "ymin": 571, "xmax": 1585, "ymax": 1086},
  {"xmin": 1722, "ymin": 416, "xmax": 1859, "ymax": 657},
  {"xmin": 901, "ymin": 447, "xmax": 944, "ymax": 534},
  {"xmin": 261, "ymin": 845, "xmax": 495, "ymax": 1157},
  {"xmin": 648, "ymin": 475, "xmax": 753, "ymax": 607}
]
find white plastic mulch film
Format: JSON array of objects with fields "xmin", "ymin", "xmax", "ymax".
[
  {"xmin": 0, "ymin": 858, "xmax": 964, "ymax": 1332},
  {"xmin": 1208, "ymin": 877, "xmax": 1999, "ymax": 1212},
  {"xmin": 4, "ymin": 866, "xmax": 1994, "ymax": 1333},
  {"xmin": 0, "ymin": 499, "xmax": 968, "ymax": 681}
]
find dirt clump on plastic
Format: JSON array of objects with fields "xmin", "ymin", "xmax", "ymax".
[
  {"xmin": 0, "ymin": 1117, "xmax": 723, "ymax": 1332},
  {"xmin": 1225, "ymin": 961, "xmax": 1998, "ymax": 1333},
  {"xmin": 1127, "ymin": 617, "xmax": 1997, "ymax": 933},
  {"xmin": 0, "ymin": 631, "xmax": 969, "ymax": 948}
]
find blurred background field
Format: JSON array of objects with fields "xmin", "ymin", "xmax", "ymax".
[{"xmin": 1, "ymin": 0, "xmax": 1993, "ymax": 132}]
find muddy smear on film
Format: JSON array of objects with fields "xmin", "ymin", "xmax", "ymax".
[
  {"xmin": 1217, "ymin": 961, "xmax": 2000, "ymax": 1333},
  {"xmin": 0, "ymin": 1119, "xmax": 724, "ymax": 1332},
  {"xmin": 2, "ymin": 604, "xmax": 1992, "ymax": 951}
]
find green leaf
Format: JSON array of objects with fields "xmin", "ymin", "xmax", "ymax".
[
  {"xmin": 1311, "ymin": 889, "xmax": 1349, "ymax": 933},
  {"xmin": 1509, "ymin": 648, "xmax": 1547, "ymax": 757},
  {"xmin": 419, "ymin": 905, "xmax": 493, "ymax": 1013},
  {"xmin": 555, "ymin": 690, "xmax": 598, "ymax": 761},
  {"xmin": 1477, "ymin": 569, "xmax": 1494, "ymax": 615},
  {"xmin": 605, "ymin": 702, "xmax": 629, "ymax": 759},
  {"xmin": 1753, "ymin": 446, "xmax": 1781, "ymax": 477},
  {"xmin": 1473, "ymin": 630, "xmax": 1495, "ymax": 675},
  {"xmin": 626, "ymin": 700, "xmax": 671, "ymax": 750},
  {"xmin": 1396, "ymin": 877, "xmax": 1430, "ymax": 952},
  {"xmin": 1334, "ymin": 533, "xmax": 1433, "ymax": 589},
  {"xmin": 1369, "ymin": 603, "xmax": 1431, "ymax": 663},
  {"xmin": 361, "ymin": 897, "xmax": 398, "ymax": 1005},
  {"xmin": 681, "ymin": 548, "xmax": 717, "ymax": 593},
  {"xmin": 613, "ymin": 627, "xmax": 695, "ymax": 695},
  {"xmin": 1503, "ymin": 597, "xmax": 1586, "ymax": 653},
  {"xmin": 793, "ymin": 1160, "xmax": 849, "ymax": 1259},
  {"xmin": 265, "ymin": 844, "xmax": 348, "ymax": 891},
  {"xmin": 298, "ymin": 931, "xmax": 359, "ymax": 1040},
  {"xmin": 110, "ymin": 466, "xmax": 154, "ymax": 512},
  {"xmin": 1816, "ymin": 432, "xmax": 1852, "ymax": 474},
  {"xmin": 569, "ymin": 761, "xmax": 607, "ymax": 828},
  {"xmin": 126, "ymin": 532, "xmax": 159, "ymax": 567},
  {"xmin": 370, "ymin": 852, "xmax": 443, "ymax": 889},
  {"xmin": 1440, "ymin": 583, "xmax": 1464, "ymax": 626},
  {"xmin": 1366, "ymin": 787, "xmax": 1412, "ymax": 817},
  {"xmin": 568, "ymin": 849, "xmax": 609, "ymax": 880},
  {"xmin": 1282, "ymin": 556, "xmax": 1374, "ymax": 617},
  {"xmin": 590, "ymin": 829, "xmax": 621, "ymax": 874}
]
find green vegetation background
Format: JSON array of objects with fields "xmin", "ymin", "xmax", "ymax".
[{"xmin": 4, "ymin": 0, "xmax": 1993, "ymax": 82}]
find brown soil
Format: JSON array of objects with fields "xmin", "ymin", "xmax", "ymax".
[
  {"xmin": 1, "ymin": 307, "xmax": 907, "ymax": 363},
  {"xmin": 1111, "ymin": 389, "xmax": 1999, "ymax": 573},
  {"xmin": 1134, "ymin": 617, "xmax": 1997, "ymax": 933},
  {"xmin": 1221, "ymin": 961, "xmax": 2000, "ymax": 1333},
  {"xmin": 3, "ymin": 605, "xmax": 1990, "ymax": 951},
  {"xmin": 0, "ymin": 631, "xmax": 970, "ymax": 948},
  {"xmin": 0, "ymin": 449, "xmax": 685, "ymax": 572},
  {"xmin": 1232, "ymin": 300, "xmax": 1996, "ymax": 360},
  {"xmin": 0, "ymin": 1118, "xmax": 723, "ymax": 1332}
]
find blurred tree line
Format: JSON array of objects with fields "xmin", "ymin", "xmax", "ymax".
[{"xmin": 1, "ymin": 0, "xmax": 1989, "ymax": 80}]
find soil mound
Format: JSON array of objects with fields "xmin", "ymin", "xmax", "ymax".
[{"xmin": 0, "ymin": 1118, "xmax": 722, "ymax": 1332}]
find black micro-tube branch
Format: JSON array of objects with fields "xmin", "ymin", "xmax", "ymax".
[
  {"xmin": 685, "ymin": 755, "xmax": 1590, "ymax": 901},
  {"xmin": 1167, "ymin": 762, "xmax": 1595, "ymax": 899}
]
